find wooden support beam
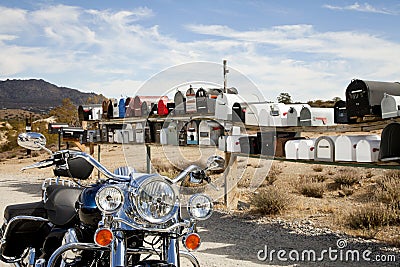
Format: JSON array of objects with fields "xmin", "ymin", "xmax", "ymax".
[{"xmin": 224, "ymin": 152, "xmax": 239, "ymax": 210}]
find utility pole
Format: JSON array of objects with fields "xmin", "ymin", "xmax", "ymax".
[{"xmin": 223, "ymin": 59, "xmax": 229, "ymax": 93}]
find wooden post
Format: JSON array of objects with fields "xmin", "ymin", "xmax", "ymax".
[
  {"xmin": 71, "ymin": 141, "xmax": 86, "ymax": 152},
  {"xmin": 224, "ymin": 152, "xmax": 239, "ymax": 210},
  {"xmin": 89, "ymin": 143, "xmax": 95, "ymax": 155}
]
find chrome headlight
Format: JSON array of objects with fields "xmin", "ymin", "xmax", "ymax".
[
  {"xmin": 188, "ymin": 194, "xmax": 213, "ymax": 220},
  {"xmin": 95, "ymin": 186, "xmax": 124, "ymax": 214},
  {"xmin": 135, "ymin": 177, "xmax": 179, "ymax": 224}
]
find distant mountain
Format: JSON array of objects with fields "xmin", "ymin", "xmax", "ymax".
[{"xmin": 0, "ymin": 79, "xmax": 101, "ymax": 111}]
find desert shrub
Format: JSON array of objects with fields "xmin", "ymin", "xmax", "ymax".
[
  {"xmin": 339, "ymin": 185, "xmax": 354, "ymax": 197},
  {"xmin": 364, "ymin": 170, "xmax": 373, "ymax": 179},
  {"xmin": 334, "ymin": 169, "xmax": 360, "ymax": 186},
  {"xmin": 300, "ymin": 183, "xmax": 325, "ymax": 198},
  {"xmin": 374, "ymin": 172, "xmax": 400, "ymax": 210},
  {"xmin": 312, "ymin": 165, "xmax": 323, "ymax": 172},
  {"xmin": 250, "ymin": 187, "xmax": 291, "ymax": 215},
  {"xmin": 6, "ymin": 153, "xmax": 17, "ymax": 159},
  {"xmin": 313, "ymin": 174, "xmax": 327, "ymax": 182},
  {"xmin": 347, "ymin": 204, "xmax": 399, "ymax": 230},
  {"xmin": 294, "ymin": 175, "xmax": 325, "ymax": 198},
  {"xmin": 153, "ymin": 160, "xmax": 181, "ymax": 178},
  {"xmin": 263, "ymin": 164, "xmax": 282, "ymax": 186}
]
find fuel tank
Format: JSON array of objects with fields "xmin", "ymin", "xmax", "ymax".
[{"xmin": 78, "ymin": 184, "xmax": 102, "ymax": 226}]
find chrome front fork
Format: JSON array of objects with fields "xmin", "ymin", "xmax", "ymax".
[
  {"xmin": 166, "ymin": 238, "xmax": 180, "ymax": 267},
  {"xmin": 111, "ymin": 231, "xmax": 180, "ymax": 267},
  {"xmin": 111, "ymin": 231, "xmax": 126, "ymax": 267}
]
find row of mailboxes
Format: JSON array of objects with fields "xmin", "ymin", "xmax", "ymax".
[
  {"xmin": 79, "ymin": 78, "xmax": 400, "ymax": 125},
  {"xmin": 285, "ymin": 135, "xmax": 381, "ymax": 163},
  {"xmin": 219, "ymin": 128, "xmax": 299, "ymax": 157},
  {"xmin": 217, "ymin": 130, "xmax": 382, "ymax": 163},
  {"xmin": 104, "ymin": 120, "xmax": 223, "ymax": 146},
  {"xmin": 238, "ymin": 102, "xmax": 335, "ymax": 127}
]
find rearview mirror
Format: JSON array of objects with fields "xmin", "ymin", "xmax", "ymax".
[
  {"xmin": 206, "ymin": 155, "xmax": 225, "ymax": 172},
  {"xmin": 17, "ymin": 132, "xmax": 47, "ymax": 151}
]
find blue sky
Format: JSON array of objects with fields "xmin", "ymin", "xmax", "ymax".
[{"xmin": 1, "ymin": 0, "xmax": 400, "ymax": 102}]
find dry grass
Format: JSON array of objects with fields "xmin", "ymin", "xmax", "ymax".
[
  {"xmin": 312, "ymin": 165, "xmax": 323, "ymax": 172},
  {"xmin": 293, "ymin": 175, "xmax": 325, "ymax": 198},
  {"xmin": 250, "ymin": 187, "xmax": 292, "ymax": 215},
  {"xmin": 152, "ymin": 160, "xmax": 181, "ymax": 178},
  {"xmin": 334, "ymin": 168, "xmax": 360, "ymax": 186},
  {"xmin": 338, "ymin": 185, "xmax": 354, "ymax": 197},
  {"xmin": 343, "ymin": 170, "xmax": 400, "ymax": 235},
  {"xmin": 373, "ymin": 170, "xmax": 400, "ymax": 210},
  {"xmin": 346, "ymin": 204, "xmax": 399, "ymax": 230},
  {"xmin": 262, "ymin": 164, "xmax": 282, "ymax": 186}
]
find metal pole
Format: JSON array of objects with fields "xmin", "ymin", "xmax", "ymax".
[
  {"xmin": 98, "ymin": 144, "xmax": 101, "ymax": 179},
  {"xmin": 146, "ymin": 144, "xmax": 151, "ymax": 174},
  {"xmin": 58, "ymin": 131, "xmax": 61, "ymax": 151},
  {"xmin": 223, "ymin": 60, "xmax": 227, "ymax": 93}
]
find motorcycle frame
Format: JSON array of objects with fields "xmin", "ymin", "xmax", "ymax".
[{"xmin": 45, "ymin": 241, "xmax": 200, "ymax": 267}]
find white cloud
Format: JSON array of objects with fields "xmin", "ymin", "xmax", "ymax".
[
  {"xmin": 0, "ymin": 4, "xmax": 399, "ymax": 102},
  {"xmin": 323, "ymin": 2, "xmax": 396, "ymax": 15},
  {"xmin": 184, "ymin": 23, "xmax": 400, "ymax": 101}
]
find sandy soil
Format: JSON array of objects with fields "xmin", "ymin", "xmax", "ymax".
[{"xmin": 0, "ymin": 144, "xmax": 399, "ymax": 266}]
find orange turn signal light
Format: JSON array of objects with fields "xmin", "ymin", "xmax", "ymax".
[
  {"xmin": 94, "ymin": 228, "xmax": 113, "ymax": 247},
  {"xmin": 183, "ymin": 233, "xmax": 201, "ymax": 251}
]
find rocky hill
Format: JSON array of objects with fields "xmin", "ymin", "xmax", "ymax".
[{"xmin": 0, "ymin": 79, "xmax": 100, "ymax": 111}]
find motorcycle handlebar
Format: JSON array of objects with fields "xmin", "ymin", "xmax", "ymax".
[{"xmin": 22, "ymin": 149, "xmax": 206, "ymax": 184}]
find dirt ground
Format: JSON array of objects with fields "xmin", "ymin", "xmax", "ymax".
[{"xmin": 0, "ymin": 144, "xmax": 399, "ymax": 266}]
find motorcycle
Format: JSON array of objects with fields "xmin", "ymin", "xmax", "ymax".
[{"xmin": 0, "ymin": 132, "xmax": 224, "ymax": 267}]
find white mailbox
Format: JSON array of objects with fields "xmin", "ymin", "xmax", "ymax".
[
  {"xmin": 122, "ymin": 124, "xmax": 135, "ymax": 143},
  {"xmin": 160, "ymin": 128, "xmax": 168, "ymax": 145},
  {"xmin": 269, "ymin": 103, "xmax": 289, "ymax": 127},
  {"xmin": 381, "ymin": 93, "xmax": 400, "ymax": 119},
  {"xmin": 226, "ymin": 135, "xmax": 245, "ymax": 153},
  {"xmin": 135, "ymin": 122, "xmax": 145, "ymax": 143},
  {"xmin": 300, "ymin": 107, "xmax": 335, "ymax": 126},
  {"xmin": 287, "ymin": 104, "xmax": 311, "ymax": 126},
  {"xmin": 199, "ymin": 120, "xmax": 222, "ymax": 146},
  {"xmin": 285, "ymin": 140, "xmax": 301, "ymax": 159},
  {"xmin": 356, "ymin": 139, "xmax": 381, "ymax": 162},
  {"xmin": 298, "ymin": 139, "xmax": 316, "ymax": 160},
  {"xmin": 314, "ymin": 136, "xmax": 338, "ymax": 162},
  {"xmin": 167, "ymin": 121, "xmax": 178, "ymax": 146},
  {"xmin": 114, "ymin": 129, "xmax": 129, "ymax": 144},
  {"xmin": 215, "ymin": 93, "xmax": 244, "ymax": 121},
  {"xmin": 245, "ymin": 103, "xmax": 266, "ymax": 126},
  {"xmin": 335, "ymin": 135, "xmax": 380, "ymax": 162}
]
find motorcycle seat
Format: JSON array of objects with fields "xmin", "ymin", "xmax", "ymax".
[
  {"xmin": 44, "ymin": 185, "xmax": 83, "ymax": 226},
  {"xmin": 4, "ymin": 201, "xmax": 47, "ymax": 222}
]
